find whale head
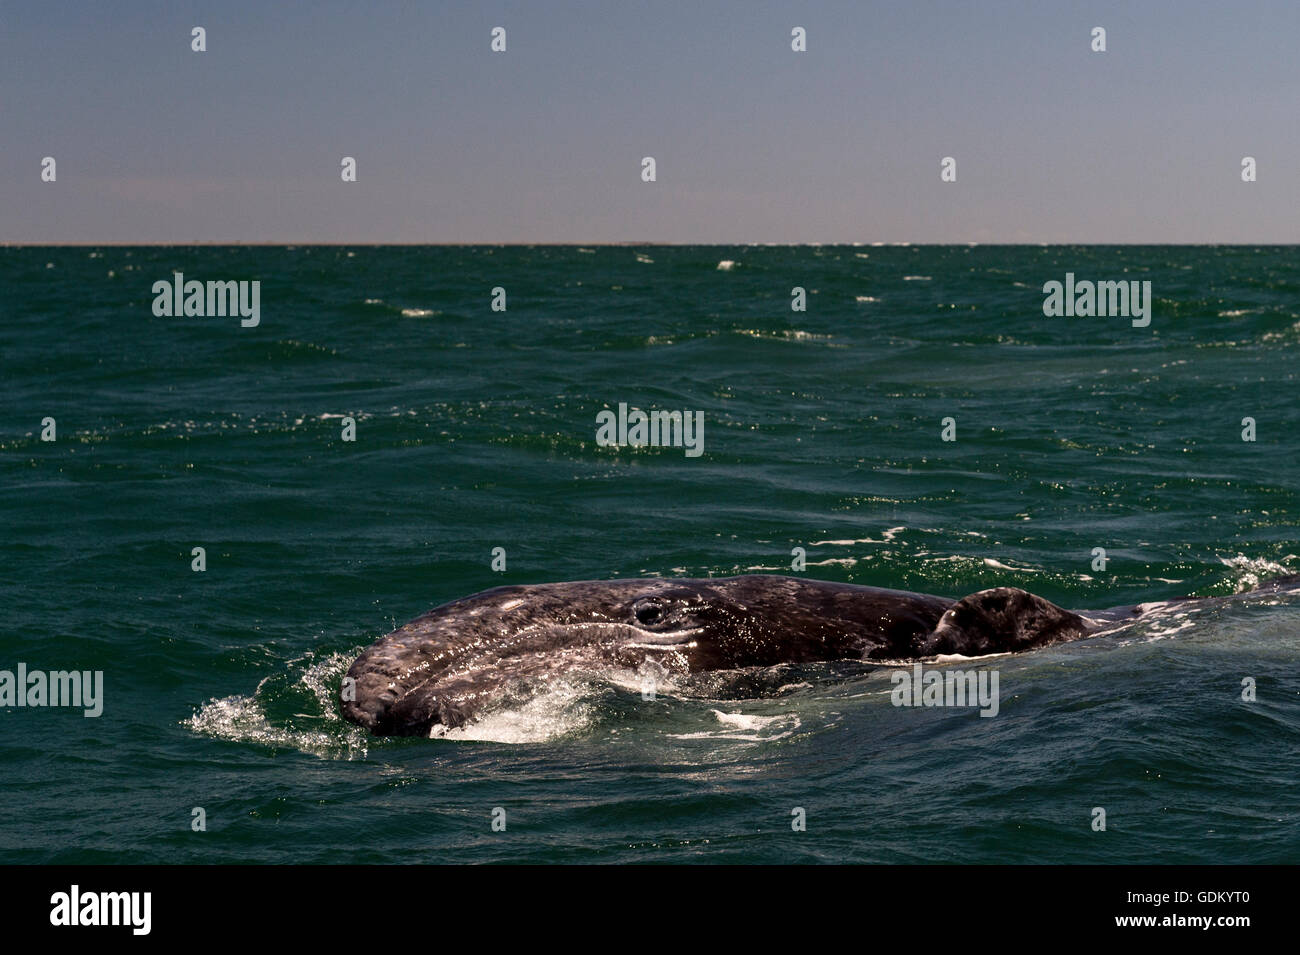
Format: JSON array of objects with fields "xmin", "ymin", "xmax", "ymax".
[{"xmin": 340, "ymin": 577, "xmax": 764, "ymax": 736}]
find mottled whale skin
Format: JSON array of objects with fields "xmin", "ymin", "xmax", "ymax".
[{"xmin": 340, "ymin": 573, "xmax": 1300, "ymax": 737}]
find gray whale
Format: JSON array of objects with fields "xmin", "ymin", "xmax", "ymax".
[{"xmin": 340, "ymin": 573, "xmax": 1300, "ymax": 736}]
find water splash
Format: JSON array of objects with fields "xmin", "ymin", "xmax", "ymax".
[
  {"xmin": 1218, "ymin": 554, "xmax": 1295, "ymax": 592},
  {"xmin": 184, "ymin": 650, "xmax": 369, "ymax": 759}
]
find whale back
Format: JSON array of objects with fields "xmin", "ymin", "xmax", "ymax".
[{"xmin": 340, "ymin": 576, "xmax": 1109, "ymax": 735}]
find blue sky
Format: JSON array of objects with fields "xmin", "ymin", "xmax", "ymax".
[{"xmin": 4, "ymin": 0, "xmax": 1298, "ymax": 242}]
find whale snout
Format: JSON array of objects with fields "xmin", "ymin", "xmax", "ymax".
[
  {"xmin": 341, "ymin": 671, "xmax": 473, "ymax": 736},
  {"xmin": 340, "ymin": 672, "xmax": 397, "ymax": 733},
  {"xmin": 341, "ymin": 669, "xmax": 415, "ymax": 735},
  {"xmin": 341, "ymin": 647, "xmax": 475, "ymax": 737}
]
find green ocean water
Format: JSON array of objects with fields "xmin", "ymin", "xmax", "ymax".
[{"xmin": 1, "ymin": 244, "xmax": 1297, "ymax": 864}]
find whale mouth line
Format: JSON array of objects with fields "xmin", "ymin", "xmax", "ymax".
[
  {"xmin": 518, "ymin": 620, "xmax": 703, "ymax": 646},
  {"xmin": 618, "ymin": 626, "xmax": 702, "ymax": 646}
]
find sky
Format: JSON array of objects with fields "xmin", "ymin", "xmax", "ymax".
[{"xmin": 3, "ymin": 0, "xmax": 1298, "ymax": 243}]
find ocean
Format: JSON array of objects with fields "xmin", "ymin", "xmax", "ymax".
[{"xmin": 1, "ymin": 244, "xmax": 1297, "ymax": 864}]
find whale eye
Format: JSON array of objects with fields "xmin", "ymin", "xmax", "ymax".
[{"xmin": 634, "ymin": 600, "xmax": 664, "ymax": 626}]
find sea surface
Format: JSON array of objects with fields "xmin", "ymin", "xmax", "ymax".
[{"xmin": 1, "ymin": 245, "xmax": 1298, "ymax": 864}]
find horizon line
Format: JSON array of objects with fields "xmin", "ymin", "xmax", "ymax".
[{"xmin": 5, "ymin": 241, "xmax": 1300, "ymax": 248}]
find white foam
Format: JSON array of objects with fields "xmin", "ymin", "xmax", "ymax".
[
  {"xmin": 775, "ymin": 681, "xmax": 813, "ymax": 694},
  {"xmin": 981, "ymin": 557, "xmax": 1041, "ymax": 573},
  {"xmin": 429, "ymin": 679, "xmax": 595, "ymax": 743},
  {"xmin": 1218, "ymin": 554, "xmax": 1295, "ymax": 592},
  {"xmin": 711, "ymin": 710, "xmax": 760, "ymax": 729},
  {"xmin": 734, "ymin": 328, "xmax": 831, "ymax": 342},
  {"xmin": 875, "ymin": 652, "xmax": 1013, "ymax": 666},
  {"xmin": 185, "ymin": 691, "xmax": 369, "ymax": 760},
  {"xmin": 668, "ymin": 709, "xmax": 801, "ymax": 742},
  {"xmin": 811, "ymin": 526, "xmax": 907, "ymax": 546}
]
